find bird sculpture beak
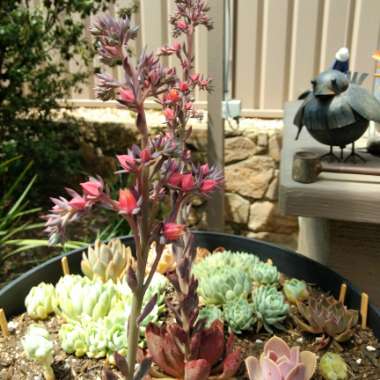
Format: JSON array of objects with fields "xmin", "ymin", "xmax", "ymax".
[{"xmin": 314, "ymin": 87, "xmax": 335, "ymax": 96}]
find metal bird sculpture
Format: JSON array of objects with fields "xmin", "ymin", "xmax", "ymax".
[{"xmin": 294, "ymin": 69, "xmax": 380, "ymax": 162}]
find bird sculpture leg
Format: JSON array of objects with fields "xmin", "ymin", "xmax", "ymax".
[
  {"xmin": 320, "ymin": 146, "xmax": 341, "ymax": 162},
  {"xmin": 344, "ymin": 142, "xmax": 366, "ymax": 163}
]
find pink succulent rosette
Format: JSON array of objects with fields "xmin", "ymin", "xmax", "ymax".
[{"xmin": 245, "ymin": 336, "xmax": 316, "ymax": 380}]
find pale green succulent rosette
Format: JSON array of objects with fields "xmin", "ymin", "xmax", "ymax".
[
  {"xmin": 252, "ymin": 285, "xmax": 289, "ymax": 333},
  {"xmin": 197, "ymin": 267, "xmax": 251, "ymax": 305},
  {"xmin": 283, "ymin": 278, "xmax": 309, "ymax": 304},
  {"xmin": 86, "ymin": 321, "xmax": 109, "ymax": 358},
  {"xmin": 250, "ymin": 262, "xmax": 280, "ymax": 286},
  {"xmin": 59, "ymin": 322, "xmax": 88, "ymax": 357},
  {"xmin": 223, "ymin": 298, "xmax": 255, "ymax": 334},
  {"xmin": 55, "ymin": 275, "xmax": 118, "ymax": 321},
  {"xmin": 104, "ymin": 314, "xmax": 128, "ymax": 357},
  {"xmin": 193, "ymin": 250, "xmax": 260, "ymax": 280},
  {"xmin": 22, "ymin": 325, "xmax": 55, "ymax": 380},
  {"xmin": 198, "ymin": 305, "xmax": 223, "ymax": 328},
  {"xmin": 25, "ymin": 282, "xmax": 57, "ymax": 320},
  {"xmin": 319, "ymin": 352, "xmax": 348, "ymax": 380}
]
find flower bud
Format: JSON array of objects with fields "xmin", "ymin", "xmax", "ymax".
[
  {"xmin": 80, "ymin": 178, "xmax": 103, "ymax": 198},
  {"xmin": 119, "ymin": 88, "xmax": 135, "ymax": 103},
  {"xmin": 163, "ymin": 223, "xmax": 185, "ymax": 241},
  {"xmin": 176, "ymin": 20, "xmax": 188, "ymax": 31},
  {"xmin": 181, "ymin": 173, "xmax": 195, "ymax": 192},
  {"xmin": 117, "ymin": 154, "xmax": 136, "ymax": 172},
  {"xmin": 118, "ymin": 189, "xmax": 137, "ymax": 215},
  {"xmin": 200, "ymin": 179, "xmax": 218, "ymax": 193},
  {"xmin": 164, "ymin": 108, "xmax": 175, "ymax": 121}
]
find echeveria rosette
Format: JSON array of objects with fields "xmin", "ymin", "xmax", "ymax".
[
  {"xmin": 146, "ymin": 320, "xmax": 241, "ymax": 379},
  {"xmin": 250, "ymin": 262, "xmax": 280, "ymax": 286},
  {"xmin": 198, "ymin": 305, "xmax": 224, "ymax": 328},
  {"xmin": 252, "ymin": 286, "xmax": 289, "ymax": 333},
  {"xmin": 55, "ymin": 275, "xmax": 118, "ymax": 321},
  {"xmin": 81, "ymin": 238, "xmax": 135, "ymax": 283},
  {"xmin": 223, "ymin": 298, "xmax": 255, "ymax": 334},
  {"xmin": 319, "ymin": 352, "xmax": 348, "ymax": 380},
  {"xmin": 197, "ymin": 267, "xmax": 251, "ymax": 306},
  {"xmin": 283, "ymin": 278, "xmax": 309, "ymax": 304},
  {"xmin": 59, "ymin": 322, "xmax": 88, "ymax": 358},
  {"xmin": 292, "ymin": 295, "xmax": 358, "ymax": 347},
  {"xmin": 245, "ymin": 336, "xmax": 317, "ymax": 380},
  {"xmin": 25, "ymin": 282, "xmax": 57, "ymax": 320},
  {"xmin": 193, "ymin": 250, "xmax": 260, "ymax": 281},
  {"xmin": 22, "ymin": 325, "xmax": 55, "ymax": 380},
  {"xmin": 86, "ymin": 321, "xmax": 109, "ymax": 359}
]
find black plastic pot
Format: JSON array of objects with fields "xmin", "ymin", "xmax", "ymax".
[{"xmin": 1, "ymin": 231, "xmax": 379, "ymax": 338}]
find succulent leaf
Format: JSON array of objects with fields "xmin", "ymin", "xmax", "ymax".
[
  {"xmin": 319, "ymin": 352, "xmax": 348, "ymax": 380},
  {"xmin": 22, "ymin": 325, "xmax": 54, "ymax": 366}
]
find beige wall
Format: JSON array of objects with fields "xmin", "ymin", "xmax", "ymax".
[{"xmin": 62, "ymin": 0, "xmax": 380, "ymax": 117}]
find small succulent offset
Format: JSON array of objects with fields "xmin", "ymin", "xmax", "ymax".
[
  {"xmin": 245, "ymin": 336, "xmax": 317, "ymax": 380},
  {"xmin": 283, "ymin": 279, "xmax": 309, "ymax": 304},
  {"xmin": 198, "ymin": 305, "xmax": 224, "ymax": 328},
  {"xmin": 59, "ymin": 322, "xmax": 88, "ymax": 358},
  {"xmin": 25, "ymin": 282, "xmax": 57, "ymax": 320},
  {"xmin": 22, "ymin": 325, "xmax": 55, "ymax": 380},
  {"xmin": 252, "ymin": 286, "xmax": 289, "ymax": 333},
  {"xmin": 81, "ymin": 239, "xmax": 135, "ymax": 283},
  {"xmin": 250, "ymin": 262, "xmax": 280, "ymax": 286},
  {"xmin": 223, "ymin": 298, "xmax": 255, "ymax": 334},
  {"xmin": 197, "ymin": 267, "xmax": 251, "ymax": 305},
  {"xmin": 319, "ymin": 352, "xmax": 348, "ymax": 380},
  {"xmin": 292, "ymin": 295, "xmax": 358, "ymax": 346}
]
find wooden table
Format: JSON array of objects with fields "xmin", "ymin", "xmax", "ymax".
[{"xmin": 280, "ymin": 101, "xmax": 380, "ymax": 306}]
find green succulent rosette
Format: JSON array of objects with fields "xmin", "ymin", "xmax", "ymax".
[
  {"xmin": 283, "ymin": 278, "xmax": 309, "ymax": 304},
  {"xmin": 193, "ymin": 250, "xmax": 260, "ymax": 280},
  {"xmin": 198, "ymin": 305, "xmax": 224, "ymax": 328},
  {"xmin": 59, "ymin": 322, "xmax": 88, "ymax": 357},
  {"xmin": 223, "ymin": 298, "xmax": 255, "ymax": 333},
  {"xmin": 197, "ymin": 267, "xmax": 251, "ymax": 305},
  {"xmin": 25, "ymin": 282, "xmax": 57, "ymax": 320},
  {"xmin": 252, "ymin": 285, "xmax": 289, "ymax": 333},
  {"xmin": 250, "ymin": 262, "xmax": 279, "ymax": 286}
]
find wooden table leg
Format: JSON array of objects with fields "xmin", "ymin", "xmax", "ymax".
[{"xmin": 297, "ymin": 217, "xmax": 330, "ymax": 264}]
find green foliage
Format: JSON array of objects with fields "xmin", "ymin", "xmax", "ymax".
[
  {"xmin": 25, "ymin": 282, "xmax": 57, "ymax": 320},
  {"xmin": 0, "ymin": 1, "xmax": 118, "ymax": 123},
  {"xmin": 198, "ymin": 305, "xmax": 223, "ymax": 328},
  {"xmin": 250, "ymin": 262, "xmax": 279, "ymax": 286},
  {"xmin": 223, "ymin": 298, "xmax": 255, "ymax": 334},
  {"xmin": 193, "ymin": 250, "xmax": 260, "ymax": 281},
  {"xmin": 319, "ymin": 352, "xmax": 348, "ymax": 380},
  {"xmin": 196, "ymin": 267, "xmax": 251, "ymax": 306},
  {"xmin": 251, "ymin": 286, "xmax": 289, "ymax": 333},
  {"xmin": 283, "ymin": 278, "xmax": 309, "ymax": 304}
]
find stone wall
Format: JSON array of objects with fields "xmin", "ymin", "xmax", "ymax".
[{"xmin": 64, "ymin": 108, "xmax": 299, "ymax": 249}]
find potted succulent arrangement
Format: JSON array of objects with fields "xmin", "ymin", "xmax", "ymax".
[{"xmin": 0, "ymin": 1, "xmax": 379, "ymax": 379}]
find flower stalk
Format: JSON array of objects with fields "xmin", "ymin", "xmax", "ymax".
[{"xmin": 43, "ymin": 2, "xmax": 220, "ymax": 379}]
